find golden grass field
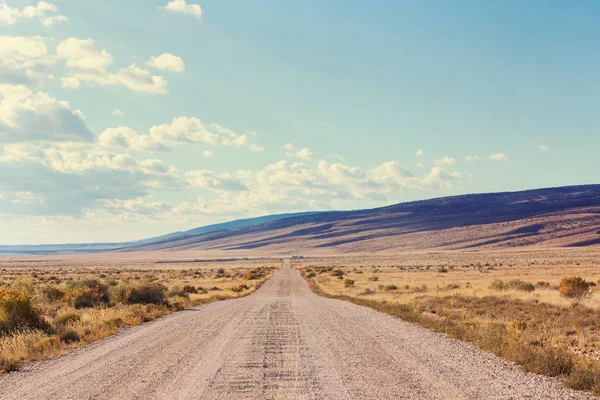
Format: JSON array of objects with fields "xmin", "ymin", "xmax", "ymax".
[
  {"xmin": 295, "ymin": 248, "xmax": 600, "ymax": 395},
  {"xmin": 0, "ymin": 259, "xmax": 277, "ymax": 372}
]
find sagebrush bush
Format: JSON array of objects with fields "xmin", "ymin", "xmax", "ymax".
[
  {"xmin": 40, "ymin": 286, "xmax": 65, "ymax": 303},
  {"xmin": 509, "ymin": 279, "xmax": 535, "ymax": 292},
  {"xmin": 0, "ymin": 288, "xmax": 47, "ymax": 335},
  {"xmin": 559, "ymin": 277, "xmax": 591, "ymax": 304},
  {"xmin": 64, "ymin": 288, "xmax": 107, "ymax": 309},
  {"xmin": 489, "ymin": 279, "xmax": 509, "ymax": 291},
  {"xmin": 344, "ymin": 279, "xmax": 355, "ymax": 288},
  {"xmin": 112, "ymin": 283, "xmax": 167, "ymax": 305},
  {"xmin": 231, "ymin": 284, "xmax": 249, "ymax": 293},
  {"xmin": 182, "ymin": 285, "xmax": 198, "ymax": 294}
]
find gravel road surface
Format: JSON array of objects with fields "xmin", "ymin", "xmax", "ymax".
[{"xmin": 0, "ymin": 260, "xmax": 593, "ymax": 399}]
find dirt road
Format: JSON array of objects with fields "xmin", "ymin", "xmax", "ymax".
[{"xmin": 0, "ymin": 260, "xmax": 592, "ymax": 399}]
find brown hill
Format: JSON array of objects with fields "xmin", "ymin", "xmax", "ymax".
[{"xmin": 122, "ymin": 185, "xmax": 600, "ymax": 254}]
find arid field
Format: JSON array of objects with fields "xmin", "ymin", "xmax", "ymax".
[
  {"xmin": 1, "ymin": 248, "xmax": 600, "ymax": 398},
  {"xmin": 0, "ymin": 259, "xmax": 276, "ymax": 372},
  {"xmin": 294, "ymin": 248, "xmax": 600, "ymax": 394}
]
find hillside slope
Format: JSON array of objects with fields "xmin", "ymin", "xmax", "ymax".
[{"xmin": 123, "ymin": 184, "xmax": 600, "ymax": 254}]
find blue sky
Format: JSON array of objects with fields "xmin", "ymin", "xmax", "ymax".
[{"xmin": 0, "ymin": 0, "xmax": 598, "ymax": 244}]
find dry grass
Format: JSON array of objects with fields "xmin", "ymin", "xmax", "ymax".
[
  {"xmin": 298, "ymin": 251, "xmax": 600, "ymax": 395},
  {"xmin": 0, "ymin": 264, "xmax": 274, "ymax": 372}
]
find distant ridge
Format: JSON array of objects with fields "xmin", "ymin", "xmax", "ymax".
[
  {"xmin": 3, "ymin": 185, "xmax": 599, "ymax": 255},
  {"xmin": 122, "ymin": 184, "xmax": 600, "ymax": 254},
  {"xmin": 0, "ymin": 211, "xmax": 317, "ymax": 255}
]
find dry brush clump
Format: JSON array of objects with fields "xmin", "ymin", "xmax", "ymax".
[{"xmin": 0, "ymin": 265, "xmax": 273, "ymax": 373}]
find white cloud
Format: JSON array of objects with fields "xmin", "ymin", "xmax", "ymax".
[
  {"xmin": 283, "ymin": 143, "xmax": 313, "ymax": 160},
  {"xmin": 0, "ymin": 142, "xmax": 188, "ymax": 216},
  {"xmin": 292, "ymin": 148, "xmax": 313, "ymax": 160},
  {"xmin": 416, "ymin": 162, "xmax": 424, "ymax": 168},
  {"xmin": 249, "ymin": 143, "xmax": 264, "ymax": 152},
  {"xmin": 0, "ymin": 85, "xmax": 93, "ymax": 143},
  {"xmin": 488, "ymin": 153, "xmax": 509, "ymax": 161},
  {"xmin": 186, "ymin": 170, "xmax": 247, "ymax": 191},
  {"xmin": 165, "ymin": 0, "xmax": 202, "ymax": 19},
  {"xmin": 465, "ymin": 155, "xmax": 480, "ymax": 163},
  {"xmin": 99, "ymin": 117, "xmax": 262, "ymax": 152},
  {"xmin": 57, "ymin": 38, "xmax": 113, "ymax": 71},
  {"xmin": 0, "ymin": 36, "xmax": 57, "ymax": 86},
  {"xmin": 416, "ymin": 149, "xmax": 423, "ymax": 156},
  {"xmin": 60, "ymin": 77, "xmax": 80, "ymax": 89},
  {"xmin": 434, "ymin": 156, "xmax": 456, "ymax": 166},
  {"xmin": 0, "ymin": 2, "xmax": 67, "ymax": 27},
  {"xmin": 202, "ymin": 150, "xmax": 213, "ymax": 157},
  {"xmin": 537, "ymin": 144, "xmax": 551, "ymax": 152},
  {"xmin": 111, "ymin": 108, "xmax": 124, "ymax": 116},
  {"xmin": 148, "ymin": 53, "xmax": 185, "ymax": 73},
  {"xmin": 57, "ymin": 38, "xmax": 169, "ymax": 95}
]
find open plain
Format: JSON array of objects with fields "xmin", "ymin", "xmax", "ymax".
[{"xmin": 0, "ymin": 259, "xmax": 596, "ymax": 400}]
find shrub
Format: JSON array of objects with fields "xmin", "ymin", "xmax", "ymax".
[
  {"xmin": 64, "ymin": 288, "xmax": 106, "ymax": 309},
  {"xmin": 59, "ymin": 329, "xmax": 80, "ymax": 344},
  {"xmin": 344, "ymin": 279, "xmax": 355, "ymax": 288},
  {"xmin": 114, "ymin": 283, "xmax": 167, "ymax": 305},
  {"xmin": 559, "ymin": 276, "xmax": 591, "ymax": 304},
  {"xmin": 330, "ymin": 269, "xmax": 344, "ymax": 277},
  {"xmin": 0, "ymin": 288, "xmax": 47, "ymax": 334},
  {"xmin": 489, "ymin": 279, "xmax": 509, "ymax": 291},
  {"xmin": 535, "ymin": 281, "xmax": 551, "ymax": 289},
  {"xmin": 385, "ymin": 284, "xmax": 398, "ymax": 291},
  {"xmin": 231, "ymin": 284, "xmax": 249, "ymax": 293},
  {"xmin": 306, "ymin": 272, "xmax": 316, "ymax": 279},
  {"xmin": 438, "ymin": 267, "xmax": 448, "ymax": 273},
  {"xmin": 40, "ymin": 286, "xmax": 65, "ymax": 303},
  {"xmin": 367, "ymin": 276, "xmax": 379, "ymax": 282},
  {"xmin": 182, "ymin": 285, "xmax": 198, "ymax": 294},
  {"xmin": 509, "ymin": 280, "xmax": 535, "ymax": 292},
  {"xmin": 54, "ymin": 312, "xmax": 81, "ymax": 326}
]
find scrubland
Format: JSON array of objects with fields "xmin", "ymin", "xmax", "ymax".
[
  {"xmin": 297, "ymin": 249, "xmax": 600, "ymax": 395},
  {"xmin": 0, "ymin": 261, "xmax": 274, "ymax": 372}
]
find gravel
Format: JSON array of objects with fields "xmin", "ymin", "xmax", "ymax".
[{"xmin": 0, "ymin": 260, "xmax": 594, "ymax": 399}]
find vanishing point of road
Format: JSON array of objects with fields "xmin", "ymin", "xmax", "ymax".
[{"xmin": 0, "ymin": 260, "xmax": 592, "ymax": 400}]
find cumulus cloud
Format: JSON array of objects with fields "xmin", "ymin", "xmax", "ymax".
[
  {"xmin": 488, "ymin": 152, "xmax": 509, "ymax": 161},
  {"xmin": 165, "ymin": 0, "xmax": 202, "ymax": 19},
  {"xmin": 111, "ymin": 108, "xmax": 124, "ymax": 116},
  {"xmin": 0, "ymin": 2, "xmax": 67, "ymax": 27},
  {"xmin": 148, "ymin": 53, "xmax": 185, "ymax": 73},
  {"xmin": 434, "ymin": 156, "xmax": 456, "ymax": 166},
  {"xmin": 284, "ymin": 143, "xmax": 313, "ymax": 160},
  {"xmin": 465, "ymin": 155, "xmax": 480, "ymax": 163},
  {"xmin": 0, "ymin": 36, "xmax": 57, "ymax": 86},
  {"xmin": 0, "ymin": 142, "xmax": 188, "ymax": 216},
  {"xmin": 99, "ymin": 117, "xmax": 262, "ymax": 152},
  {"xmin": 202, "ymin": 150, "xmax": 213, "ymax": 157},
  {"xmin": 416, "ymin": 149, "xmax": 423, "ymax": 156},
  {"xmin": 57, "ymin": 38, "xmax": 169, "ymax": 94},
  {"xmin": 0, "ymin": 85, "xmax": 93, "ymax": 143}
]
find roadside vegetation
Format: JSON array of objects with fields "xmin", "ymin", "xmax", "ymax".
[
  {"xmin": 0, "ymin": 265, "xmax": 273, "ymax": 372},
  {"xmin": 301, "ymin": 261, "xmax": 600, "ymax": 395}
]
